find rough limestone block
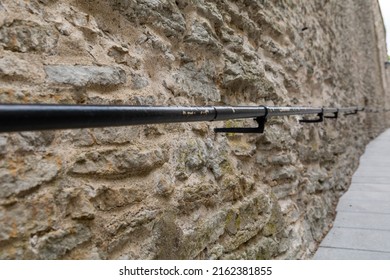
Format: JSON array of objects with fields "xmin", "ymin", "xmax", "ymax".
[
  {"xmin": 184, "ymin": 20, "xmax": 221, "ymax": 51},
  {"xmin": 0, "ymin": 194, "xmax": 55, "ymax": 242},
  {"xmin": 0, "ymin": 156, "xmax": 59, "ymax": 199},
  {"xmin": 0, "ymin": 20, "xmax": 58, "ymax": 53},
  {"xmin": 0, "ymin": 56, "xmax": 45, "ymax": 81},
  {"xmin": 112, "ymin": 0, "xmax": 186, "ymax": 37},
  {"xmin": 70, "ymin": 147, "xmax": 167, "ymax": 177},
  {"xmin": 92, "ymin": 185, "xmax": 147, "ymax": 211},
  {"xmin": 0, "ymin": 135, "xmax": 7, "ymax": 155},
  {"xmin": 165, "ymin": 62, "xmax": 221, "ymax": 102},
  {"xmin": 45, "ymin": 65, "xmax": 126, "ymax": 87},
  {"xmin": 29, "ymin": 224, "xmax": 92, "ymax": 259}
]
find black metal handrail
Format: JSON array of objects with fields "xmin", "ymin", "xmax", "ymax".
[{"xmin": 0, "ymin": 104, "xmax": 366, "ymax": 133}]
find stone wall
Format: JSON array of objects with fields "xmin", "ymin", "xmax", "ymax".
[{"xmin": 0, "ymin": 0, "xmax": 389, "ymax": 259}]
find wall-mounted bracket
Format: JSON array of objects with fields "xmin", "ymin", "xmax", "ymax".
[
  {"xmin": 214, "ymin": 115, "xmax": 267, "ymax": 134},
  {"xmin": 324, "ymin": 110, "xmax": 338, "ymax": 119},
  {"xmin": 299, "ymin": 111, "xmax": 324, "ymax": 123},
  {"xmin": 344, "ymin": 109, "xmax": 358, "ymax": 115}
]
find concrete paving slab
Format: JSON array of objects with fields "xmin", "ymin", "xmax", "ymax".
[
  {"xmin": 339, "ymin": 190, "xmax": 390, "ymax": 202},
  {"xmin": 336, "ymin": 199, "xmax": 390, "ymax": 213},
  {"xmin": 362, "ymin": 149, "xmax": 390, "ymax": 153},
  {"xmin": 332, "ymin": 212, "xmax": 390, "ymax": 231},
  {"xmin": 353, "ymin": 172, "xmax": 390, "ymax": 177},
  {"xmin": 314, "ymin": 129, "xmax": 390, "ymax": 259},
  {"xmin": 358, "ymin": 151, "xmax": 389, "ymax": 156},
  {"xmin": 367, "ymin": 148, "xmax": 389, "ymax": 152},
  {"xmin": 355, "ymin": 170, "xmax": 390, "ymax": 176},
  {"xmin": 360, "ymin": 145, "xmax": 390, "ymax": 151},
  {"xmin": 354, "ymin": 168, "xmax": 390, "ymax": 176},
  {"xmin": 313, "ymin": 247, "xmax": 390, "ymax": 260},
  {"xmin": 351, "ymin": 176, "xmax": 390, "ymax": 184},
  {"xmin": 364, "ymin": 141, "xmax": 390, "ymax": 145},
  {"xmin": 359, "ymin": 158, "xmax": 390, "ymax": 161},
  {"xmin": 348, "ymin": 183, "xmax": 390, "ymax": 192},
  {"xmin": 320, "ymin": 227, "xmax": 390, "ymax": 252},
  {"xmin": 357, "ymin": 160, "xmax": 390, "ymax": 165},
  {"xmin": 360, "ymin": 152, "xmax": 390, "ymax": 156}
]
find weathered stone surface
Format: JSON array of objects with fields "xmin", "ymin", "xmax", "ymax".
[
  {"xmin": 304, "ymin": 166, "xmax": 329, "ymax": 193},
  {"xmin": 191, "ymin": 190, "xmax": 279, "ymax": 259},
  {"xmin": 184, "ymin": 20, "xmax": 221, "ymax": 52},
  {"xmin": 63, "ymin": 6, "xmax": 100, "ymax": 36},
  {"xmin": 220, "ymin": 175, "xmax": 255, "ymax": 203},
  {"xmin": 223, "ymin": 57, "xmax": 263, "ymax": 89},
  {"xmin": 62, "ymin": 129, "xmax": 95, "ymax": 147},
  {"xmin": 268, "ymin": 154, "xmax": 293, "ymax": 166},
  {"xmin": 224, "ymin": 192, "xmax": 274, "ymax": 251},
  {"xmin": 229, "ymin": 139, "xmax": 257, "ymax": 158},
  {"xmin": 60, "ymin": 188, "xmax": 95, "ymax": 220},
  {"xmin": 0, "ymin": 20, "xmax": 58, "ymax": 53},
  {"xmin": 271, "ymin": 180, "xmax": 299, "ymax": 200},
  {"xmin": 10, "ymin": 132, "xmax": 55, "ymax": 153},
  {"xmin": 0, "ymin": 135, "xmax": 7, "ymax": 156},
  {"xmin": 174, "ymin": 138, "xmax": 231, "ymax": 182},
  {"xmin": 165, "ymin": 62, "xmax": 221, "ymax": 102},
  {"xmin": 174, "ymin": 138, "xmax": 209, "ymax": 180},
  {"xmin": 131, "ymin": 73, "xmax": 149, "ymax": 90},
  {"xmin": 155, "ymin": 176, "xmax": 174, "ymax": 197},
  {"xmin": 104, "ymin": 207, "xmax": 160, "ymax": 239},
  {"xmin": 0, "ymin": 193, "xmax": 55, "ymax": 242},
  {"xmin": 222, "ymin": 54, "xmax": 280, "ymax": 100},
  {"xmin": 29, "ymin": 224, "xmax": 91, "ymax": 259},
  {"xmin": 112, "ymin": 0, "xmax": 186, "ymax": 37},
  {"xmin": 0, "ymin": 55, "xmax": 45, "ymax": 81},
  {"xmin": 0, "ymin": 156, "xmax": 59, "ymax": 198},
  {"xmin": 196, "ymin": 1, "xmax": 223, "ymax": 26},
  {"xmin": 70, "ymin": 147, "xmax": 167, "ymax": 177},
  {"xmin": 45, "ymin": 65, "xmax": 126, "ymax": 87},
  {"xmin": 221, "ymin": 236, "xmax": 281, "ymax": 260},
  {"xmin": 270, "ymin": 166, "xmax": 298, "ymax": 181},
  {"xmin": 108, "ymin": 45, "xmax": 141, "ymax": 68},
  {"xmin": 92, "ymin": 127, "xmax": 140, "ymax": 145},
  {"xmin": 306, "ymin": 196, "xmax": 331, "ymax": 242},
  {"xmin": 177, "ymin": 182, "xmax": 220, "ymax": 213},
  {"xmin": 92, "ymin": 185, "xmax": 147, "ymax": 211},
  {"xmin": 177, "ymin": 210, "xmax": 227, "ymax": 259}
]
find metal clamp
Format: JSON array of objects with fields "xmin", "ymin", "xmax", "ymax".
[
  {"xmin": 324, "ymin": 110, "xmax": 338, "ymax": 119},
  {"xmin": 299, "ymin": 109, "xmax": 324, "ymax": 123},
  {"xmin": 344, "ymin": 109, "xmax": 358, "ymax": 115},
  {"xmin": 214, "ymin": 106, "xmax": 268, "ymax": 134}
]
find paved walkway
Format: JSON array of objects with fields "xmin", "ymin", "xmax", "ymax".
[{"xmin": 314, "ymin": 129, "xmax": 390, "ymax": 259}]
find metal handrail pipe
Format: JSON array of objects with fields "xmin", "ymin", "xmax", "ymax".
[{"xmin": 0, "ymin": 104, "xmax": 364, "ymax": 133}]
